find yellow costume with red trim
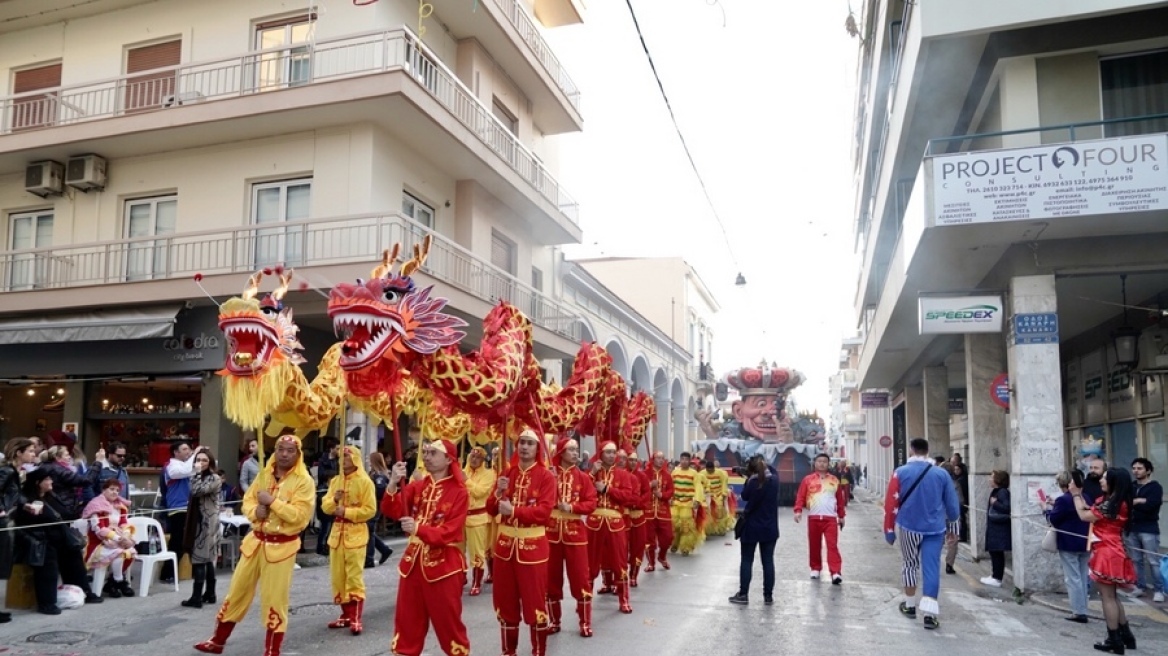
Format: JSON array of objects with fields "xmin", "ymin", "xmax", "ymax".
[
  {"xmin": 670, "ymin": 464, "xmax": 706, "ymax": 555},
  {"xmin": 463, "ymin": 447, "xmax": 497, "ymax": 595},
  {"xmin": 702, "ymin": 467, "xmax": 732, "ymax": 536},
  {"xmin": 321, "ymin": 446, "xmax": 377, "ymax": 634},
  {"xmin": 195, "ymin": 434, "xmax": 315, "ymax": 656}
]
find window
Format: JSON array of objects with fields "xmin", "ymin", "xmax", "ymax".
[
  {"xmin": 1101, "ymin": 50, "xmax": 1168, "ymax": 137},
  {"xmin": 125, "ymin": 40, "xmax": 180, "ymax": 112},
  {"xmin": 8, "ymin": 210, "xmax": 53, "ymax": 289},
  {"xmin": 531, "ymin": 267, "xmax": 543, "ymax": 292},
  {"xmin": 254, "ymin": 15, "xmax": 315, "ymax": 91},
  {"xmin": 402, "ymin": 192, "xmax": 434, "ymax": 229},
  {"xmin": 489, "ymin": 97, "xmax": 518, "ymax": 164},
  {"xmin": 492, "ymin": 98, "xmax": 518, "ymax": 134},
  {"xmin": 529, "ymin": 266, "xmax": 544, "ymax": 320},
  {"xmin": 11, "ymin": 62, "xmax": 62, "ymax": 131},
  {"xmin": 124, "ymin": 196, "xmax": 177, "ymax": 280},
  {"xmin": 252, "ymin": 178, "xmax": 311, "ymax": 267},
  {"xmin": 489, "ymin": 229, "xmax": 516, "ymax": 302}
]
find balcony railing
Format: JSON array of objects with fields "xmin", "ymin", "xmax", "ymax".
[
  {"xmin": 0, "ymin": 27, "xmax": 579, "ymax": 226},
  {"xmin": 0, "ymin": 212, "xmax": 584, "ymax": 342},
  {"xmin": 490, "ymin": 0, "xmax": 581, "ymax": 112}
]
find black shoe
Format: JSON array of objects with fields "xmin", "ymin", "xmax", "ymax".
[
  {"xmin": 37, "ymin": 605, "xmax": 62, "ymax": 615},
  {"xmin": 764, "ymin": 596, "xmax": 774, "ymax": 605},
  {"xmin": 728, "ymin": 593, "xmax": 749, "ymax": 605},
  {"xmin": 0, "ymin": 611, "xmax": 11, "ymax": 623},
  {"xmin": 118, "ymin": 580, "xmax": 136, "ymax": 597},
  {"xmin": 1066, "ymin": 615, "xmax": 1089, "ymax": 623},
  {"xmin": 160, "ymin": 576, "xmax": 175, "ymax": 584},
  {"xmin": 365, "ymin": 560, "xmax": 376, "ymax": 569},
  {"xmin": 379, "ymin": 548, "xmax": 393, "ymax": 565},
  {"xmin": 945, "ymin": 565, "xmax": 957, "ymax": 575},
  {"xmin": 202, "ymin": 594, "xmax": 216, "ymax": 605},
  {"xmin": 923, "ymin": 615, "xmax": 940, "ymax": 630},
  {"xmin": 899, "ymin": 601, "xmax": 917, "ymax": 618},
  {"xmin": 1117, "ymin": 623, "xmax": 1136, "ymax": 650},
  {"xmin": 181, "ymin": 598, "xmax": 203, "ymax": 609},
  {"xmin": 104, "ymin": 583, "xmax": 122, "ymax": 599},
  {"xmin": 831, "ymin": 574, "xmax": 843, "ymax": 585},
  {"xmin": 84, "ymin": 593, "xmax": 103, "ymax": 604}
]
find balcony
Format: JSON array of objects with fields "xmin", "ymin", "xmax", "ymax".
[
  {"xmin": 433, "ymin": 0, "xmax": 582, "ymax": 133},
  {"xmin": 840, "ymin": 369, "xmax": 859, "ymax": 390},
  {"xmin": 0, "ymin": 27, "xmax": 581, "ymax": 243},
  {"xmin": 0, "ymin": 211, "xmax": 585, "ymax": 347}
]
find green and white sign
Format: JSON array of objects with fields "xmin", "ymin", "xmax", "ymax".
[{"xmin": 918, "ymin": 295, "xmax": 1003, "ymax": 335}]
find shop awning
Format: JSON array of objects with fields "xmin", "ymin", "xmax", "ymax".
[{"xmin": 0, "ymin": 306, "xmax": 181, "ymax": 345}]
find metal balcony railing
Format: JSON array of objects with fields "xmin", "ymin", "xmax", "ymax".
[
  {"xmin": 490, "ymin": 0, "xmax": 582, "ymax": 113},
  {"xmin": 0, "ymin": 27, "xmax": 579, "ymax": 226},
  {"xmin": 0, "ymin": 212, "xmax": 584, "ymax": 342}
]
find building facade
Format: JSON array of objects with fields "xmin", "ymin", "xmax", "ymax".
[
  {"xmin": 849, "ymin": 0, "xmax": 1168, "ymax": 592},
  {"xmin": 0, "ymin": 0, "xmax": 587, "ymax": 479}
]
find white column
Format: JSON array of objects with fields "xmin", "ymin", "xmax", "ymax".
[
  {"xmin": 923, "ymin": 366, "xmax": 951, "ymax": 456},
  {"xmin": 1006, "ymin": 275, "xmax": 1065, "ymax": 592},
  {"xmin": 965, "ymin": 332, "xmax": 1009, "ymax": 560}
]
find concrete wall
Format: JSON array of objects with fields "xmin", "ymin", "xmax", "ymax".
[
  {"xmin": 1036, "ymin": 52, "xmax": 1105, "ymax": 142},
  {"xmin": 920, "ymin": 0, "xmax": 1163, "ymax": 37}
]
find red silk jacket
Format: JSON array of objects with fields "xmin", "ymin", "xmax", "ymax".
[
  {"xmin": 382, "ymin": 474, "xmax": 468, "ymax": 582},
  {"xmin": 487, "ymin": 462, "xmax": 556, "ymax": 565},
  {"xmin": 548, "ymin": 464, "xmax": 598, "ymax": 545}
]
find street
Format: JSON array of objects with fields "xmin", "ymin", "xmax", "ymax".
[{"xmin": 2, "ymin": 491, "xmax": 1166, "ymax": 655}]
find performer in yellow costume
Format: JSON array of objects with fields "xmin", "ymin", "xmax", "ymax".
[
  {"xmin": 195, "ymin": 434, "xmax": 316, "ymax": 656},
  {"xmin": 321, "ymin": 445, "xmax": 377, "ymax": 635},
  {"xmin": 463, "ymin": 445, "xmax": 497, "ymax": 596},
  {"xmin": 701, "ymin": 460, "xmax": 732, "ymax": 537},
  {"xmin": 670, "ymin": 452, "xmax": 706, "ymax": 556}
]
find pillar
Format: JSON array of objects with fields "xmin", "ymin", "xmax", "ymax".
[
  {"xmin": 923, "ymin": 366, "xmax": 951, "ymax": 456},
  {"xmin": 965, "ymin": 332, "xmax": 1009, "ymax": 560},
  {"xmin": 1006, "ymin": 275, "xmax": 1065, "ymax": 592},
  {"xmin": 200, "ymin": 375, "xmax": 242, "ymax": 485},
  {"xmin": 905, "ymin": 384, "xmax": 925, "ymax": 442}
]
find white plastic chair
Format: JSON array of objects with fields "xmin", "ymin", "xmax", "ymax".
[
  {"xmin": 69, "ymin": 518, "xmax": 110, "ymax": 592},
  {"xmin": 126, "ymin": 516, "xmax": 179, "ymax": 597}
]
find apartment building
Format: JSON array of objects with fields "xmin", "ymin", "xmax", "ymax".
[
  {"xmin": 568, "ymin": 256, "xmax": 720, "ymax": 457},
  {"xmin": 0, "ymin": 0, "xmax": 586, "ymax": 476},
  {"xmin": 849, "ymin": 0, "xmax": 1168, "ymax": 592}
]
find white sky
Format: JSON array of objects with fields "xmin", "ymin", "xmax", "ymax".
[{"xmin": 548, "ymin": 0, "xmax": 861, "ymax": 417}]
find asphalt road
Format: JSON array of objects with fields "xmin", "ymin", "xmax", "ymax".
[{"xmin": 1, "ymin": 491, "xmax": 1166, "ymax": 655}]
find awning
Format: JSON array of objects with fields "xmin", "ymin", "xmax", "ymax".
[{"xmin": 0, "ymin": 306, "xmax": 181, "ymax": 345}]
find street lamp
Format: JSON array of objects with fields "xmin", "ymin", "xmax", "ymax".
[{"xmin": 1112, "ymin": 274, "xmax": 1140, "ymax": 368}]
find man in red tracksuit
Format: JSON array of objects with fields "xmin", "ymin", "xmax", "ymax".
[
  {"xmin": 793, "ymin": 453, "xmax": 848, "ymax": 584},
  {"xmin": 586, "ymin": 440, "xmax": 638, "ymax": 614},
  {"xmin": 381, "ymin": 439, "xmax": 470, "ymax": 656},
  {"xmin": 644, "ymin": 451, "xmax": 675, "ymax": 572},
  {"xmin": 624, "ymin": 448, "xmax": 651, "ymax": 588},
  {"xmin": 488, "ymin": 430, "xmax": 557, "ymax": 656},
  {"xmin": 546, "ymin": 436, "xmax": 598, "ymax": 637}
]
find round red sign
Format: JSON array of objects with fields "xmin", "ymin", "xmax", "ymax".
[
  {"xmin": 991, "ymin": 373, "xmax": 1010, "ymax": 410},
  {"xmin": 879, "ymin": 435, "xmax": 892, "ymax": 448}
]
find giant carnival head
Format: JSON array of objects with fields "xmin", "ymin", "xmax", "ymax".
[
  {"xmin": 218, "ymin": 268, "xmax": 305, "ymax": 377},
  {"xmin": 725, "ymin": 364, "xmax": 804, "ymax": 443}
]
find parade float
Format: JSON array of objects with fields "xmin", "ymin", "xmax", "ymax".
[{"xmin": 691, "ymin": 363, "xmax": 820, "ymax": 505}]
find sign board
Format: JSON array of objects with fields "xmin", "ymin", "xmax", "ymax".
[
  {"xmin": 931, "ymin": 134, "xmax": 1168, "ymax": 226},
  {"xmin": 1014, "ymin": 312, "xmax": 1059, "ymax": 344},
  {"xmin": 919, "ymin": 296, "xmax": 1004, "ymax": 334},
  {"xmin": 879, "ymin": 435, "xmax": 892, "ymax": 448},
  {"xmin": 948, "ymin": 389, "xmax": 967, "ymax": 413},
  {"xmin": 861, "ymin": 392, "xmax": 889, "ymax": 408},
  {"xmin": 991, "ymin": 373, "xmax": 1010, "ymax": 410}
]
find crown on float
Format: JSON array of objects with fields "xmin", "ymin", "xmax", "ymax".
[{"xmin": 724, "ymin": 363, "xmax": 805, "ymax": 396}]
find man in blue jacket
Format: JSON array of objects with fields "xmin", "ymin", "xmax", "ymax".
[
  {"xmin": 161, "ymin": 440, "xmax": 195, "ymax": 582},
  {"xmin": 1126, "ymin": 457, "xmax": 1163, "ymax": 602},
  {"xmin": 883, "ymin": 438, "xmax": 960, "ymax": 630}
]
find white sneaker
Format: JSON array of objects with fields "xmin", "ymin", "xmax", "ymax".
[
  {"xmin": 1122, "ymin": 587, "xmax": 1143, "ymax": 598},
  {"xmin": 980, "ymin": 576, "xmax": 1002, "ymax": 588},
  {"xmin": 810, "ymin": 571, "xmax": 820, "ymax": 580},
  {"xmin": 1153, "ymin": 592, "xmax": 1165, "ymax": 603}
]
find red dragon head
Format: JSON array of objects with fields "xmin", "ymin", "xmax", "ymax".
[
  {"xmin": 328, "ymin": 237, "xmax": 467, "ymax": 390},
  {"xmin": 218, "ymin": 268, "xmax": 305, "ymax": 377}
]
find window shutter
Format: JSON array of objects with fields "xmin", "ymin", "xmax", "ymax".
[
  {"xmin": 13, "ymin": 63, "xmax": 62, "ymax": 93},
  {"xmin": 12, "ymin": 63, "xmax": 62, "ymax": 130},
  {"xmin": 491, "ymin": 232, "xmax": 514, "ymax": 274},
  {"xmin": 127, "ymin": 40, "xmax": 181, "ymax": 74},
  {"xmin": 125, "ymin": 40, "xmax": 181, "ymax": 112}
]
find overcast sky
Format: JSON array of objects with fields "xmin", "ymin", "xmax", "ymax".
[{"xmin": 549, "ymin": 0, "xmax": 861, "ymax": 417}]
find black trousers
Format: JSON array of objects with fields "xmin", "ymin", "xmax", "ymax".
[
  {"xmin": 32, "ymin": 542, "xmax": 92, "ymax": 610},
  {"xmin": 989, "ymin": 550, "xmax": 1006, "ymax": 580},
  {"xmin": 162, "ymin": 511, "xmax": 187, "ymax": 579}
]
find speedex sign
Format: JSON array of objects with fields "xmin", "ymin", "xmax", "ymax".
[{"xmin": 918, "ymin": 296, "xmax": 1003, "ymax": 335}]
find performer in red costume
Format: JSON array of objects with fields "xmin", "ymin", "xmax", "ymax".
[
  {"xmin": 488, "ymin": 430, "xmax": 557, "ymax": 656},
  {"xmin": 623, "ymin": 448, "xmax": 651, "ymax": 588},
  {"xmin": 381, "ymin": 439, "xmax": 471, "ymax": 656},
  {"xmin": 546, "ymin": 436, "xmax": 599, "ymax": 637},
  {"xmin": 586, "ymin": 441, "xmax": 638, "ymax": 614},
  {"xmin": 644, "ymin": 451, "xmax": 675, "ymax": 572}
]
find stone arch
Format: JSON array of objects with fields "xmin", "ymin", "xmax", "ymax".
[
  {"xmin": 576, "ymin": 316, "xmax": 597, "ymax": 343},
  {"xmin": 671, "ymin": 377, "xmax": 686, "ymax": 458},
  {"xmin": 603, "ymin": 339, "xmax": 630, "ymax": 381},
  {"xmin": 649, "ymin": 367, "xmax": 669, "ymax": 458}
]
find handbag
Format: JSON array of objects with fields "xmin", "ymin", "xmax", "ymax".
[
  {"xmin": 65, "ymin": 526, "xmax": 88, "ymax": 551},
  {"xmin": 1041, "ymin": 526, "xmax": 1058, "ymax": 553}
]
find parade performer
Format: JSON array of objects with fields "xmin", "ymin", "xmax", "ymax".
[
  {"xmin": 488, "ymin": 430, "xmax": 556, "ymax": 656},
  {"xmin": 195, "ymin": 434, "xmax": 315, "ymax": 656},
  {"xmin": 624, "ymin": 449, "xmax": 651, "ymax": 587},
  {"xmin": 320, "ymin": 445, "xmax": 377, "ymax": 635},
  {"xmin": 670, "ymin": 452, "xmax": 706, "ymax": 555},
  {"xmin": 546, "ymin": 436, "xmax": 598, "ymax": 637},
  {"xmin": 587, "ymin": 441, "xmax": 638, "ymax": 614},
  {"xmin": 702, "ymin": 459, "xmax": 733, "ymax": 537},
  {"xmin": 463, "ymin": 445, "xmax": 496, "ymax": 596},
  {"xmin": 644, "ymin": 451, "xmax": 675, "ymax": 571},
  {"xmin": 794, "ymin": 453, "xmax": 848, "ymax": 584},
  {"xmin": 81, "ymin": 477, "xmax": 136, "ymax": 598},
  {"xmin": 381, "ymin": 439, "xmax": 471, "ymax": 656}
]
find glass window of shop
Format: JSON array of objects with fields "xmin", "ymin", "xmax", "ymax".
[
  {"xmin": 1147, "ymin": 419, "xmax": 1168, "ymax": 536},
  {"xmin": 89, "ymin": 378, "xmax": 202, "ymax": 469}
]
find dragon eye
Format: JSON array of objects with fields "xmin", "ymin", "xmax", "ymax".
[
  {"xmin": 383, "ymin": 288, "xmax": 403, "ymax": 304},
  {"xmin": 261, "ymin": 306, "xmax": 279, "ymax": 318}
]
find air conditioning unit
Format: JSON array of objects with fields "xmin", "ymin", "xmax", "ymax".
[
  {"xmin": 25, "ymin": 160, "xmax": 65, "ymax": 198},
  {"xmin": 66, "ymin": 154, "xmax": 107, "ymax": 192},
  {"xmin": 162, "ymin": 91, "xmax": 206, "ymax": 108},
  {"xmin": 1136, "ymin": 326, "xmax": 1168, "ymax": 372}
]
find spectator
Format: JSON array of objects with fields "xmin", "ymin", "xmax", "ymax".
[
  {"xmin": 939, "ymin": 462, "xmax": 960, "ymax": 575},
  {"xmin": 1044, "ymin": 469, "xmax": 1091, "ymax": 623},
  {"xmin": 1125, "ymin": 457, "xmax": 1163, "ymax": 602},
  {"xmin": 365, "ymin": 451, "xmax": 394, "ymax": 567},
  {"xmin": 161, "ymin": 439, "xmax": 196, "ymax": 583},
  {"xmin": 81, "ymin": 477, "xmax": 136, "ymax": 598},
  {"xmin": 728, "ymin": 455, "xmax": 779, "ymax": 605},
  {"xmin": 182, "ymin": 447, "xmax": 222, "ymax": 609},
  {"xmin": 239, "ymin": 438, "xmax": 260, "ymax": 494},
  {"xmin": 314, "ymin": 437, "xmax": 340, "ymax": 556},
  {"xmin": 578, "ymin": 450, "xmax": 591, "ymax": 473},
  {"xmin": 1082, "ymin": 457, "xmax": 1107, "ymax": 505},
  {"xmin": 93, "ymin": 442, "xmax": 130, "ymax": 499},
  {"xmin": 949, "ymin": 454, "xmax": 969, "ymax": 541},
  {"xmin": 981, "ymin": 470, "xmax": 1012, "ymax": 588},
  {"xmin": 38, "ymin": 445, "xmax": 96, "ymax": 520},
  {"xmin": 1, "ymin": 438, "xmax": 39, "ymax": 616},
  {"xmin": 13, "ymin": 468, "xmax": 103, "ymax": 614}
]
